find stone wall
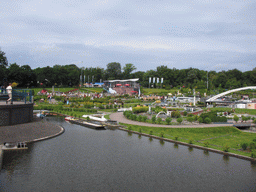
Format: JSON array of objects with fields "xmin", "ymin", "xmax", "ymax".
[{"xmin": 0, "ymin": 104, "xmax": 33, "ymax": 126}]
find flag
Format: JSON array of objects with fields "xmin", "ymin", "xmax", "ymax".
[
  {"xmin": 161, "ymin": 78, "xmax": 163, "ymax": 83},
  {"xmin": 153, "ymin": 77, "xmax": 155, "ymax": 83},
  {"xmin": 157, "ymin": 78, "xmax": 159, "ymax": 84},
  {"xmin": 149, "ymin": 77, "xmax": 151, "ymax": 84}
]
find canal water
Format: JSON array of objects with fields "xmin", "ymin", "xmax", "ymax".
[{"xmin": 1, "ymin": 117, "xmax": 256, "ymax": 192}]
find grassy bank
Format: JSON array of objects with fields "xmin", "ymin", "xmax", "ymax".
[{"xmin": 120, "ymin": 123, "xmax": 256, "ymax": 157}]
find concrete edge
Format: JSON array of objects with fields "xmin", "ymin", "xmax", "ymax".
[
  {"xmin": 25, "ymin": 125, "xmax": 65, "ymax": 144},
  {"xmin": 119, "ymin": 127, "xmax": 256, "ymax": 162}
]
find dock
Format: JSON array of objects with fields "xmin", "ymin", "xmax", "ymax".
[{"xmin": 70, "ymin": 119, "xmax": 106, "ymax": 130}]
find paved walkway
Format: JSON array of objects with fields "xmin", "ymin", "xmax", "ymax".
[
  {"xmin": 109, "ymin": 112, "xmax": 235, "ymax": 128},
  {"xmin": 0, "ymin": 117, "xmax": 64, "ymax": 144}
]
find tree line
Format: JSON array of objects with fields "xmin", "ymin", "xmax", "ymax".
[{"xmin": 0, "ymin": 50, "xmax": 255, "ymax": 90}]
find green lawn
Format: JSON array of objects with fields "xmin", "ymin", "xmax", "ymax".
[{"xmin": 121, "ymin": 124, "xmax": 256, "ymax": 157}]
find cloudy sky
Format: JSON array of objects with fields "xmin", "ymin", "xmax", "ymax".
[{"xmin": 1, "ymin": 0, "xmax": 255, "ymax": 72}]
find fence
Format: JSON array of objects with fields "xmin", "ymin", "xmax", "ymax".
[{"xmin": 0, "ymin": 89, "xmax": 33, "ymax": 104}]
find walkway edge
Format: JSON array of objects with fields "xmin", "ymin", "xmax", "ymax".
[
  {"xmin": 26, "ymin": 125, "xmax": 65, "ymax": 144},
  {"xmin": 119, "ymin": 128, "xmax": 256, "ymax": 162}
]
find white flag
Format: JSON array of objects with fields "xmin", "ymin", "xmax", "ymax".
[
  {"xmin": 161, "ymin": 78, "xmax": 163, "ymax": 83},
  {"xmin": 153, "ymin": 77, "xmax": 155, "ymax": 83},
  {"xmin": 157, "ymin": 78, "xmax": 159, "ymax": 84}
]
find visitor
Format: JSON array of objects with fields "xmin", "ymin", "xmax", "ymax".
[
  {"xmin": 1, "ymin": 85, "xmax": 4, "ymax": 94},
  {"xmin": 6, "ymin": 83, "xmax": 12, "ymax": 104}
]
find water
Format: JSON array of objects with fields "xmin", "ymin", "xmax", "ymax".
[{"xmin": 1, "ymin": 117, "xmax": 256, "ymax": 192}]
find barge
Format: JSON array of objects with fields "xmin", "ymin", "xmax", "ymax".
[{"xmin": 70, "ymin": 119, "xmax": 105, "ymax": 130}]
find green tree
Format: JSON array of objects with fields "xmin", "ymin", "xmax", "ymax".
[
  {"xmin": 165, "ymin": 117, "xmax": 172, "ymax": 125},
  {"xmin": 106, "ymin": 62, "xmax": 121, "ymax": 79},
  {"xmin": 177, "ymin": 118, "xmax": 183, "ymax": 124},
  {"xmin": 0, "ymin": 48, "xmax": 8, "ymax": 66},
  {"xmin": 233, "ymin": 115, "xmax": 239, "ymax": 123},
  {"xmin": 151, "ymin": 115, "xmax": 156, "ymax": 124},
  {"xmin": 122, "ymin": 63, "xmax": 136, "ymax": 79}
]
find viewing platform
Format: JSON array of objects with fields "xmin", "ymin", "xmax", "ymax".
[{"xmin": 0, "ymin": 89, "xmax": 33, "ymax": 126}]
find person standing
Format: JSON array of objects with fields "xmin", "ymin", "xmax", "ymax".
[{"xmin": 6, "ymin": 83, "xmax": 12, "ymax": 104}]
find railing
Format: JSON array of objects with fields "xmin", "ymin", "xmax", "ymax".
[{"xmin": 0, "ymin": 89, "xmax": 33, "ymax": 104}]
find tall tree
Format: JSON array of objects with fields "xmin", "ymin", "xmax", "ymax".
[
  {"xmin": 0, "ymin": 49, "xmax": 8, "ymax": 67},
  {"xmin": 122, "ymin": 63, "xmax": 136, "ymax": 79},
  {"xmin": 106, "ymin": 62, "xmax": 121, "ymax": 80}
]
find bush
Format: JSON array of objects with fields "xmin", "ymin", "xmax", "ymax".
[
  {"xmin": 160, "ymin": 132, "xmax": 164, "ymax": 137},
  {"xmin": 151, "ymin": 115, "xmax": 156, "ymax": 124},
  {"xmin": 165, "ymin": 117, "xmax": 172, "ymax": 125},
  {"xmin": 132, "ymin": 106, "xmax": 149, "ymax": 113},
  {"xmin": 233, "ymin": 115, "xmax": 239, "ymax": 123},
  {"xmin": 189, "ymin": 139, "xmax": 193, "ymax": 144},
  {"xmin": 251, "ymin": 151, "xmax": 256, "ymax": 158},
  {"xmin": 203, "ymin": 142, "xmax": 209, "ymax": 147},
  {"xmin": 149, "ymin": 130, "xmax": 153, "ymax": 135},
  {"xmin": 187, "ymin": 117, "xmax": 194, "ymax": 123},
  {"xmin": 198, "ymin": 117, "xmax": 203, "ymax": 124},
  {"xmin": 253, "ymin": 119, "xmax": 256, "ymax": 124},
  {"xmin": 223, "ymin": 144, "xmax": 230, "ymax": 152},
  {"xmin": 241, "ymin": 143, "xmax": 248, "ymax": 150},
  {"xmin": 171, "ymin": 111, "xmax": 181, "ymax": 118},
  {"xmin": 174, "ymin": 136, "xmax": 178, "ymax": 141},
  {"xmin": 177, "ymin": 118, "xmax": 183, "ymax": 124},
  {"xmin": 183, "ymin": 111, "xmax": 187, "ymax": 116},
  {"xmin": 249, "ymin": 142, "xmax": 256, "ymax": 150},
  {"xmin": 204, "ymin": 117, "xmax": 212, "ymax": 124},
  {"xmin": 157, "ymin": 117, "xmax": 162, "ymax": 124},
  {"xmin": 142, "ymin": 116, "xmax": 147, "ymax": 122}
]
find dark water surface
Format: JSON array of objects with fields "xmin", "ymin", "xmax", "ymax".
[{"xmin": 1, "ymin": 117, "xmax": 256, "ymax": 192}]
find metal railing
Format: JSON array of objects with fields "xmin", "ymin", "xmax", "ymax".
[{"xmin": 0, "ymin": 89, "xmax": 33, "ymax": 104}]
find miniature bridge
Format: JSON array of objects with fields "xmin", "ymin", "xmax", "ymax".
[{"xmin": 206, "ymin": 86, "xmax": 256, "ymax": 102}]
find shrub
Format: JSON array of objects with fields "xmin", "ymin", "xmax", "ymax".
[
  {"xmin": 223, "ymin": 144, "xmax": 230, "ymax": 152},
  {"xmin": 249, "ymin": 142, "xmax": 256, "ymax": 150},
  {"xmin": 151, "ymin": 115, "xmax": 156, "ymax": 124},
  {"xmin": 149, "ymin": 130, "xmax": 153, "ymax": 135},
  {"xmin": 187, "ymin": 117, "xmax": 194, "ymax": 123},
  {"xmin": 253, "ymin": 119, "xmax": 256, "ymax": 124},
  {"xmin": 139, "ymin": 128, "xmax": 142, "ymax": 133},
  {"xmin": 183, "ymin": 111, "xmax": 187, "ymax": 116},
  {"xmin": 171, "ymin": 111, "xmax": 181, "ymax": 118},
  {"xmin": 204, "ymin": 117, "xmax": 212, "ymax": 124},
  {"xmin": 142, "ymin": 116, "xmax": 147, "ymax": 122},
  {"xmin": 160, "ymin": 132, "xmax": 164, "ymax": 137},
  {"xmin": 198, "ymin": 117, "xmax": 203, "ymax": 124},
  {"xmin": 138, "ymin": 115, "xmax": 142, "ymax": 122},
  {"xmin": 233, "ymin": 115, "xmax": 239, "ymax": 123},
  {"xmin": 132, "ymin": 106, "xmax": 149, "ymax": 113},
  {"xmin": 188, "ymin": 113, "xmax": 194, "ymax": 117},
  {"xmin": 251, "ymin": 151, "xmax": 256, "ymax": 158},
  {"xmin": 203, "ymin": 142, "xmax": 209, "ymax": 147},
  {"xmin": 165, "ymin": 117, "xmax": 172, "ymax": 125},
  {"xmin": 174, "ymin": 136, "xmax": 178, "ymax": 141},
  {"xmin": 189, "ymin": 139, "xmax": 193, "ymax": 144},
  {"xmin": 241, "ymin": 143, "xmax": 248, "ymax": 150},
  {"xmin": 177, "ymin": 118, "xmax": 183, "ymax": 124},
  {"xmin": 157, "ymin": 117, "xmax": 162, "ymax": 124}
]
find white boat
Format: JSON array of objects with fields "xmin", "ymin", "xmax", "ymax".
[
  {"xmin": 65, "ymin": 116, "xmax": 73, "ymax": 121},
  {"xmin": 82, "ymin": 115, "xmax": 107, "ymax": 122}
]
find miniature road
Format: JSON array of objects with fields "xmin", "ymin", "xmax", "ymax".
[
  {"xmin": 0, "ymin": 117, "xmax": 64, "ymax": 144},
  {"xmin": 109, "ymin": 112, "xmax": 234, "ymax": 128}
]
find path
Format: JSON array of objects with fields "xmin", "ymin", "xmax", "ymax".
[
  {"xmin": 109, "ymin": 112, "xmax": 234, "ymax": 128},
  {"xmin": 0, "ymin": 117, "xmax": 64, "ymax": 144}
]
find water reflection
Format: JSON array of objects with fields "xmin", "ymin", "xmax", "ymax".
[
  {"xmin": 1, "ymin": 117, "xmax": 256, "ymax": 192},
  {"xmin": 174, "ymin": 143, "xmax": 178, "ymax": 148},
  {"xmin": 188, "ymin": 147, "xmax": 193, "ymax": 152},
  {"xmin": 203, "ymin": 150, "xmax": 209, "ymax": 156},
  {"xmin": 159, "ymin": 140, "xmax": 164, "ymax": 146}
]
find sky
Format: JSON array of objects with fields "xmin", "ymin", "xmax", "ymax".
[{"xmin": 0, "ymin": 0, "xmax": 255, "ymax": 72}]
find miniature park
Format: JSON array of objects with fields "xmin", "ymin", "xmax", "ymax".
[{"xmin": 23, "ymin": 82, "xmax": 256, "ymax": 159}]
